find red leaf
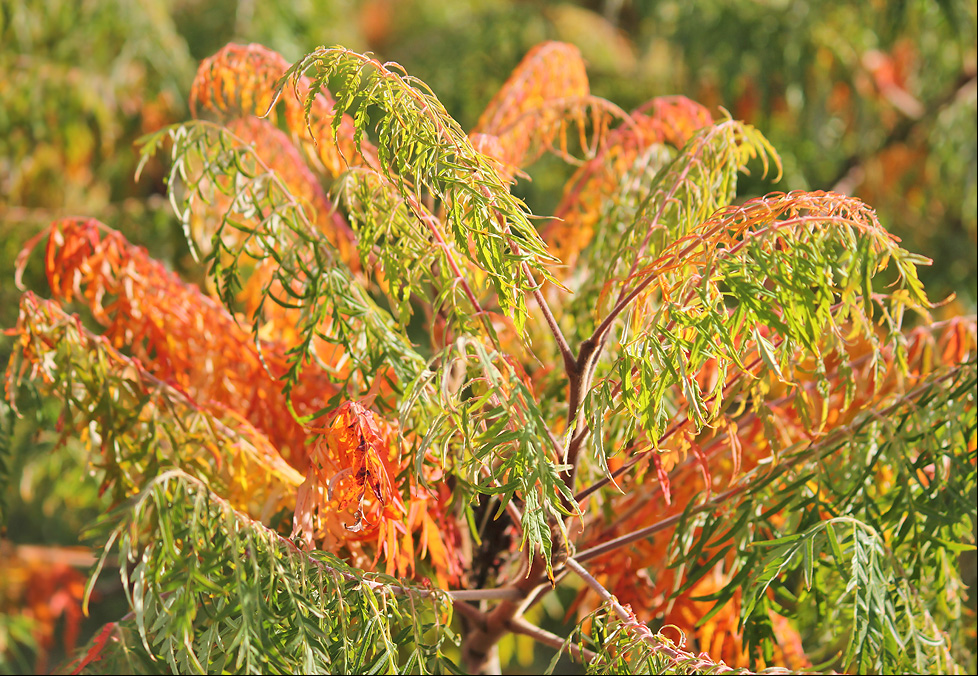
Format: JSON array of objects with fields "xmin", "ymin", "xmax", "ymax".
[
  {"xmin": 651, "ymin": 452, "xmax": 672, "ymax": 506},
  {"xmin": 69, "ymin": 622, "xmax": 116, "ymax": 675}
]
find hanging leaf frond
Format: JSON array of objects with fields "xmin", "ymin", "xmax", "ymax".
[
  {"xmin": 139, "ymin": 122, "xmax": 425, "ymax": 402},
  {"xmin": 293, "ymin": 400, "xmax": 465, "ymax": 587},
  {"xmin": 608, "ymin": 118, "xmax": 782, "ymax": 284},
  {"xmin": 602, "ymin": 191, "xmax": 929, "ymax": 441},
  {"xmin": 187, "ymin": 116, "xmax": 360, "ymax": 274},
  {"xmin": 472, "ymin": 41, "xmax": 623, "ymax": 169},
  {"xmin": 575, "ymin": 318, "xmax": 975, "ymax": 672},
  {"xmin": 77, "ymin": 470, "xmax": 458, "ymax": 675},
  {"xmin": 5, "ymin": 293, "xmax": 302, "ymax": 517},
  {"xmin": 541, "ymin": 96, "xmax": 714, "ymax": 270},
  {"xmin": 21, "ymin": 217, "xmax": 345, "ymax": 469},
  {"xmin": 190, "ymin": 42, "xmax": 373, "ymax": 179},
  {"xmin": 282, "ymin": 47, "xmax": 558, "ymax": 333},
  {"xmin": 404, "ymin": 337, "xmax": 576, "ymax": 577}
]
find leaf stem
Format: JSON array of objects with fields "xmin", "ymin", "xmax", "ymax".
[{"xmin": 564, "ymin": 556, "xmax": 737, "ymax": 673}]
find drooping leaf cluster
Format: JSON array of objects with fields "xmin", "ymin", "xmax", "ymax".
[{"xmin": 72, "ymin": 470, "xmax": 459, "ymax": 675}]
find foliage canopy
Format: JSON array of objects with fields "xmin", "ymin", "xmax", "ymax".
[{"xmin": 2, "ymin": 17, "xmax": 976, "ymax": 676}]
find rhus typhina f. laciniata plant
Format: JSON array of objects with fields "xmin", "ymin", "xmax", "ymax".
[{"xmin": 4, "ymin": 42, "xmax": 976, "ymax": 674}]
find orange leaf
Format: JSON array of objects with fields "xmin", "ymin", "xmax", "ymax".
[
  {"xmin": 35, "ymin": 218, "xmax": 341, "ymax": 471},
  {"xmin": 190, "ymin": 43, "xmax": 375, "ymax": 179},
  {"xmin": 472, "ymin": 41, "xmax": 592, "ymax": 168}
]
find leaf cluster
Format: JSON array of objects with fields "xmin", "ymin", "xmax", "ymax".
[{"xmin": 2, "ymin": 34, "xmax": 976, "ymax": 676}]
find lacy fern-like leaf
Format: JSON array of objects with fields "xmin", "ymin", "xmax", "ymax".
[
  {"xmin": 574, "ymin": 318, "xmax": 975, "ymax": 670},
  {"xmin": 336, "ymin": 166, "xmax": 490, "ymax": 335},
  {"xmin": 292, "ymin": 400, "xmax": 465, "ymax": 587},
  {"xmin": 541, "ymin": 96, "xmax": 714, "ymax": 270},
  {"xmin": 608, "ymin": 118, "xmax": 781, "ymax": 286},
  {"xmin": 6, "ymin": 293, "xmax": 302, "ymax": 518},
  {"xmin": 600, "ymin": 191, "xmax": 929, "ymax": 441},
  {"xmin": 190, "ymin": 116, "xmax": 360, "ymax": 273},
  {"xmin": 139, "ymin": 121, "xmax": 425, "ymax": 402},
  {"xmin": 404, "ymin": 337, "xmax": 576, "ymax": 576},
  {"xmin": 282, "ymin": 47, "xmax": 557, "ymax": 333},
  {"xmin": 78, "ymin": 470, "xmax": 458, "ymax": 675},
  {"xmin": 190, "ymin": 42, "xmax": 373, "ymax": 179},
  {"xmin": 22, "ymin": 217, "xmax": 341, "ymax": 470}
]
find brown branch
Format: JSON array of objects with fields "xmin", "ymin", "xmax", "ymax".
[
  {"xmin": 561, "ymin": 337, "xmax": 599, "ymax": 501},
  {"xmin": 573, "ymin": 489, "xmax": 735, "ymax": 566},
  {"xmin": 460, "ymin": 553, "xmax": 553, "ymax": 673},
  {"xmin": 509, "ymin": 616, "xmax": 596, "ymax": 664}
]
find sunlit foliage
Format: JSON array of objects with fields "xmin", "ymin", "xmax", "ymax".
[{"xmin": 2, "ymin": 13, "xmax": 976, "ymax": 676}]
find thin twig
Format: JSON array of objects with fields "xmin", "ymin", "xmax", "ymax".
[
  {"xmin": 448, "ymin": 587, "xmax": 526, "ymax": 602},
  {"xmin": 523, "ymin": 261, "xmax": 575, "ymax": 372}
]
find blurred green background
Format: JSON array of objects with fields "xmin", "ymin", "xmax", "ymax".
[{"xmin": 2, "ymin": 0, "xmax": 975, "ymax": 672}]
